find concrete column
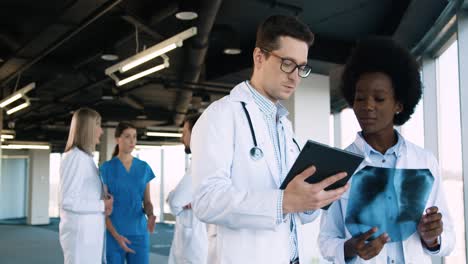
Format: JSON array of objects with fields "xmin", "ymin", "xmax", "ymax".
[
  {"xmin": 283, "ymin": 73, "xmax": 331, "ymax": 264},
  {"xmin": 99, "ymin": 127, "xmax": 116, "ymax": 165},
  {"xmin": 284, "ymin": 73, "xmax": 331, "ymax": 144},
  {"xmin": 27, "ymin": 149, "xmax": 50, "ymax": 225}
]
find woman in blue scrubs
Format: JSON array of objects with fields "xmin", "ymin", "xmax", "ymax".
[{"xmin": 101, "ymin": 122, "xmax": 156, "ymax": 264}]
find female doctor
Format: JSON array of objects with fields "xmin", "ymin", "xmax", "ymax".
[
  {"xmin": 101, "ymin": 122, "xmax": 156, "ymax": 264},
  {"xmin": 59, "ymin": 107, "xmax": 114, "ymax": 264},
  {"xmin": 318, "ymin": 37, "xmax": 455, "ymax": 263}
]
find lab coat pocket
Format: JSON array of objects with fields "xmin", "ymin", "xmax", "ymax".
[{"xmin": 80, "ymin": 215, "xmax": 100, "ymax": 245}]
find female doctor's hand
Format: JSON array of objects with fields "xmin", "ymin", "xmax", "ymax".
[
  {"xmin": 116, "ymin": 235, "xmax": 136, "ymax": 254},
  {"xmin": 283, "ymin": 166, "xmax": 349, "ymax": 213},
  {"xmin": 344, "ymin": 227, "xmax": 390, "ymax": 260},
  {"xmin": 418, "ymin": 206, "xmax": 443, "ymax": 249},
  {"xmin": 104, "ymin": 194, "xmax": 114, "ymax": 216},
  {"xmin": 147, "ymin": 215, "xmax": 157, "ymax": 233}
]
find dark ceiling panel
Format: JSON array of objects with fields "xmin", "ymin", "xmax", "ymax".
[{"xmin": 0, "ymin": 0, "xmax": 458, "ymax": 144}]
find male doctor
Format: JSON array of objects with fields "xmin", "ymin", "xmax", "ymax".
[
  {"xmin": 191, "ymin": 15, "xmax": 349, "ymax": 264},
  {"xmin": 168, "ymin": 113, "xmax": 208, "ymax": 264}
]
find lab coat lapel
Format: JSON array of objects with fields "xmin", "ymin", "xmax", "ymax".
[
  {"xmin": 230, "ymin": 82, "xmax": 281, "ymax": 186},
  {"xmin": 244, "ymin": 102, "xmax": 281, "ymax": 186}
]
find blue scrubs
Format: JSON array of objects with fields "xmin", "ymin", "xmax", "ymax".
[{"xmin": 100, "ymin": 157, "xmax": 155, "ymax": 264}]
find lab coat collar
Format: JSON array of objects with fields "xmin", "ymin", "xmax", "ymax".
[{"xmin": 230, "ymin": 81, "xmax": 255, "ymax": 103}]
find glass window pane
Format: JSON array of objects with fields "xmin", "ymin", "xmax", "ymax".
[
  {"xmin": 340, "ymin": 108, "xmax": 360, "ymax": 148},
  {"xmin": 400, "ymin": 99, "xmax": 424, "ymax": 148},
  {"xmin": 134, "ymin": 147, "xmax": 162, "ymax": 220},
  {"xmin": 437, "ymin": 40, "xmax": 466, "ymax": 264}
]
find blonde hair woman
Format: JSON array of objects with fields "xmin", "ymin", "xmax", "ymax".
[{"xmin": 59, "ymin": 107, "xmax": 114, "ymax": 264}]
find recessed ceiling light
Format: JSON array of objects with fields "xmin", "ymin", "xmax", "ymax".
[
  {"xmin": 101, "ymin": 54, "xmax": 119, "ymax": 61},
  {"xmin": 101, "ymin": 95, "xmax": 114, "ymax": 100},
  {"xmin": 175, "ymin": 11, "xmax": 198, "ymax": 20},
  {"xmin": 224, "ymin": 48, "xmax": 242, "ymax": 55}
]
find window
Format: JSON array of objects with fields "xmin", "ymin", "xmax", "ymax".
[{"xmin": 437, "ymin": 40, "xmax": 466, "ymax": 264}]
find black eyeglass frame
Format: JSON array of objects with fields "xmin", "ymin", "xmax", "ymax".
[{"xmin": 259, "ymin": 48, "xmax": 312, "ymax": 78}]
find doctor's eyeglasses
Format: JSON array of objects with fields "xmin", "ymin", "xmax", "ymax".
[{"xmin": 260, "ymin": 48, "xmax": 312, "ymax": 78}]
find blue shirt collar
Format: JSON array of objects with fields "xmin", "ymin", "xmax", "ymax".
[
  {"xmin": 358, "ymin": 130, "xmax": 405, "ymax": 158},
  {"xmin": 246, "ymin": 81, "xmax": 289, "ymax": 119}
]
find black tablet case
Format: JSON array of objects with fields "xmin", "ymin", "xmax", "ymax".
[{"xmin": 280, "ymin": 140, "xmax": 364, "ymax": 209}]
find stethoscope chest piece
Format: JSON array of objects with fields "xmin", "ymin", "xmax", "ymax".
[{"xmin": 250, "ymin": 146, "xmax": 264, "ymax": 161}]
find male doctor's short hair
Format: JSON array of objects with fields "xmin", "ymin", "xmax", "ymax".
[
  {"xmin": 65, "ymin": 107, "xmax": 101, "ymax": 154},
  {"xmin": 184, "ymin": 112, "xmax": 202, "ymax": 131},
  {"xmin": 255, "ymin": 15, "xmax": 314, "ymax": 52}
]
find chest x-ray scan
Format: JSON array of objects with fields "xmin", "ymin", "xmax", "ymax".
[{"xmin": 345, "ymin": 166, "xmax": 434, "ymax": 242}]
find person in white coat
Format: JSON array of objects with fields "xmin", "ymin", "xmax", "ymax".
[
  {"xmin": 318, "ymin": 37, "xmax": 455, "ymax": 264},
  {"xmin": 59, "ymin": 107, "xmax": 114, "ymax": 264},
  {"xmin": 168, "ymin": 113, "xmax": 209, "ymax": 264},
  {"xmin": 191, "ymin": 15, "xmax": 350, "ymax": 264}
]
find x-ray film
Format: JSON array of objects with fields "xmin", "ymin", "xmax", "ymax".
[{"xmin": 345, "ymin": 166, "xmax": 434, "ymax": 242}]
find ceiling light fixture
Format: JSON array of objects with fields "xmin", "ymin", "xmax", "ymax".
[
  {"xmin": 105, "ymin": 27, "xmax": 197, "ymax": 86},
  {"xmin": 146, "ymin": 131, "xmax": 182, "ymax": 138},
  {"xmin": 223, "ymin": 48, "xmax": 242, "ymax": 55},
  {"xmin": 175, "ymin": 11, "xmax": 198, "ymax": 20},
  {"xmin": 2, "ymin": 140, "xmax": 48, "ymax": 149},
  {"xmin": 6, "ymin": 99, "xmax": 30, "ymax": 115},
  {"xmin": 116, "ymin": 58, "xmax": 169, "ymax": 86},
  {"xmin": 0, "ymin": 82, "xmax": 35, "ymax": 108},
  {"xmin": 1, "ymin": 134, "xmax": 14, "ymax": 139},
  {"xmin": 101, "ymin": 54, "xmax": 119, "ymax": 61},
  {"xmin": 1, "ymin": 144, "xmax": 50, "ymax": 150}
]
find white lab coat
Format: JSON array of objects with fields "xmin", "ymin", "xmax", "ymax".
[
  {"xmin": 168, "ymin": 168, "xmax": 208, "ymax": 264},
  {"xmin": 191, "ymin": 82, "xmax": 319, "ymax": 264},
  {"xmin": 59, "ymin": 147, "xmax": 106, "ymax": 264},
  {"xmin": 318, "ymin": 134, "xmax": 455, "ymax": 264}
]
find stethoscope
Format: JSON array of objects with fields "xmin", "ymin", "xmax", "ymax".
[{"xmin": 241, "ymin": 102, "xmax": 301, "ymax": 161}]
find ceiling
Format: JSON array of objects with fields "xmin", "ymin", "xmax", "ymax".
[{"xmin": 0, "ymin": 0, "xmax": 460, "ymax": 151}]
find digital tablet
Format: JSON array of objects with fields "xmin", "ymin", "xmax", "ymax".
[{"xmin": 280, "ymin": 140, "xmax": 364, "ymax": 209}]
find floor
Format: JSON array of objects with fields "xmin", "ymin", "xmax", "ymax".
[{"xmin": 0, "ymin": 218, "xmax": 172, "ymax": 264}]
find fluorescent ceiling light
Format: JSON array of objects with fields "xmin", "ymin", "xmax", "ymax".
[
  {"xmin": 146, "ymin": 132, "xmax": 182, "ymax": 138},
  {"xmin": 135, "ymin": 145, "xmax": 159, "ymax": 149},
  {"xmin": 6, "ymin": 100, "xmax": 30, "ymax": 115},
  {"xmin": 175, "ymin": 11, "xmax": 198, "ymax": 20},
  {"xmin": 224, "ymin": 48, "xmax": 242, "ymax": 55},
  {"xmin": 105, "ymin": 27, "xmax": 197, "ymax": 86},
  {"xmin": 0, "ymin": 94, "xmax": 22, "ymax": 108},
  {"xmin": 117, "ymin": 62, "xmax": 168, "ymax": 86},
  {"xmin": 2, "ymin": 144, "xmax": 50, "ymax": 150},
  {"xmin": 0, "ymin": 82, "xmax": 35, "ymax": 108},
  {"xmin": 121, "ymin": 43, "xmax": 177, "ymax": 72},
  {"xmin": 1, "ymin": 134, "xmax": 14, "ymax": 139}
]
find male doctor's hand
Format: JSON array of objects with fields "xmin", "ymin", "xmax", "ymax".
[
  {"xmin": 344, "ymin": 227, "xmax": 390, "ymax": 260},
  {"xmin": 282, "ymin": 166, "xmax": 349, "ymax": 213},
  {"xmin": 418, "ymin": 206, "xmax": 443, "ymax": 249}
]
